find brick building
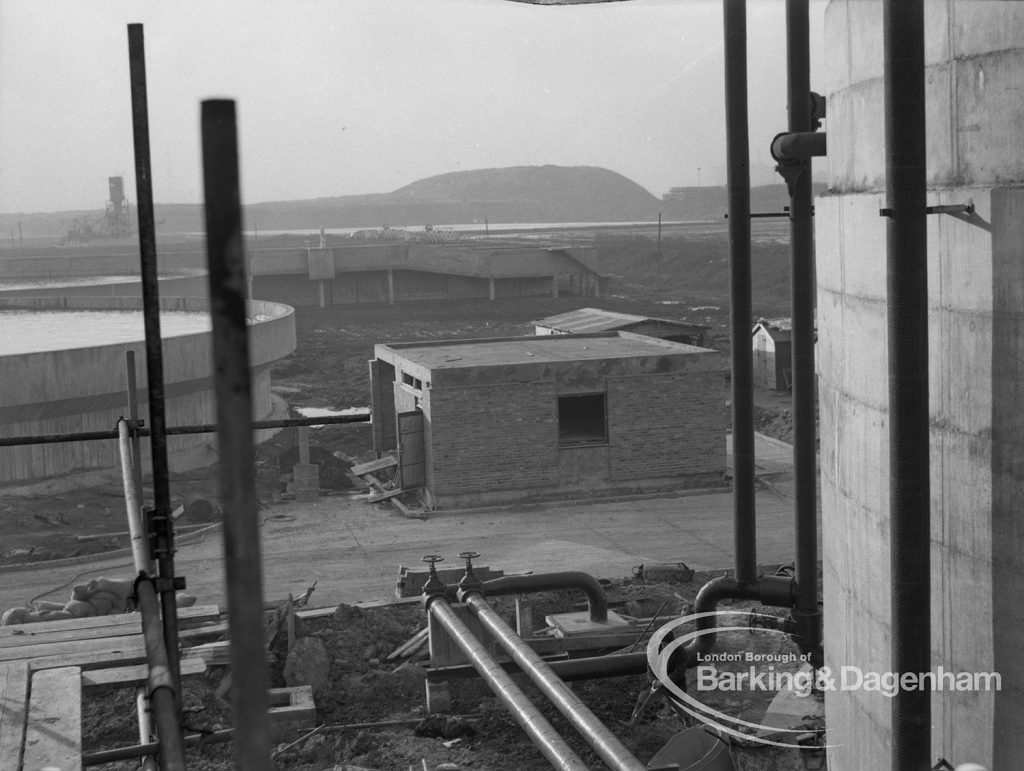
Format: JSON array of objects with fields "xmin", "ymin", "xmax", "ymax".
[{"xmin": 369, "ymin": 333, "xmax": 725, "ymax": 509}]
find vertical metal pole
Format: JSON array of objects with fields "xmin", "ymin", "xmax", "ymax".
[
  {"xmin": 723, "ymin": 0, "xmax": 757, "ymax": 584},
  {"xmin": 785, "ymin": 0, "xmax": 822, "ymax": 661},
  {"xmin": 657, "ymin": 211, "xmax": 662, "ymax": 276},
  {"xmin": 201, "ymin": 98, "xmax": 272, "ymax": 771},
  {"xmin": 127, "ymin": 23, "xmax": 181, "ymax": 704},
  {"xmin": 125, "ymin": 350, "xmax": 145, "ymax": 510},
  {"xmin": 883, "ymin": 1, "xmax": 931, "ymax": 768},
  {"xmin": 118, "ymin": 420, "xmax": 153, "ymax": 576}
]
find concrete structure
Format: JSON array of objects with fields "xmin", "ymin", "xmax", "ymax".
[
  {"xmin": 751, "ymin": 322, "xmax": 791, "ymax": 391},
  {"xmin": 532, "ymin": 307, "xmax": 709, "ymax": 345},
  {"xmin": 250, "ymin": 241, "xmax": 602, "ymax": 307},
  {"xmin": 818, "ymin": 3, "xmax": 1024, "ymax": 767},
  {"xmin": 0, "ymin": 295, "xmax": 295, "ymax": 488},
  {"xmin": 0, "ymin": 240, "xmax": 602, "ymax": 308},
  {"xmin": 0, "ymin": 270, "xmax": 207, "ymax": 300},
  {"xmin": 369, "ymin": 332, "xmax": 725, "ymax": 509}
]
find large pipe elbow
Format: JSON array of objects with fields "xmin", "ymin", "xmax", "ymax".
[
  {"xmin": 480, "ymin": 571, "xmax": 609, "ymax": 623},
  {"xmin": 682, "ymin": 574, "xmax": 794, "ymax": 666},
  {"xmin": 771, "ymin": 131, "xmax": 827, "ymax": 164}
]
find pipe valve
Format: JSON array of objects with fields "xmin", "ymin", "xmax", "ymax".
[
  {"xmin": 457, "ymin": 550, "xmax": 484, "ymax": 599},
  {"xmin": 420, "ymin": 554, "xmax": 447, "ymax": 606}
]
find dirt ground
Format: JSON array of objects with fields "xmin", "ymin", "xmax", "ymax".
[
  {"xmin": 80, "ymin": 574, "xmax": 824, "ymax": 770},
  {"xmin": 3, "ymin": 227, "xmax": 820, "ymax": 769}
]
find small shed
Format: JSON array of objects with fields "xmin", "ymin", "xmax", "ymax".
[
  {"xmin": 532, "ymin": 307, "xmax": 710, "ymax": 346},
  {"xmin": 369, "ymin": 332, "xmax": 725, "ymax": 509},
  {"xmin": 752, "ymin": 322, "xmax": 792, "ymax": 391}
]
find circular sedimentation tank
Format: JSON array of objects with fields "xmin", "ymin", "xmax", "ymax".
[{"xmin": 0, "ymin": 296, "xmax": 296, "ymax": 489}]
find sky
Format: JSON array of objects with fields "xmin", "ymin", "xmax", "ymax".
[{"xmin": 0, "ymin": 0, "xmax": 826, "ymax": 214}]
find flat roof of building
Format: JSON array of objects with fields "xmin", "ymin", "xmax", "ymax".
[
  {"xmin": 531, "ymin": 307, "xmax": 710, "ymax": 334},
  {"xmin": 375, "ymin": 332, "xmax": 719, "ymax": 386}
]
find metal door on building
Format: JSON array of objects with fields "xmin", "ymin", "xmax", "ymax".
[{"xmin": 397, "ymin": 410, "xmax": 425, "ymax": 489}]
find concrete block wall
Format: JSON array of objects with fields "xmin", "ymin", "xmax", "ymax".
[
  {"xmin": 607, "ymin": 371, "xmax": 726, "ymax": 479},
  {"xmin": 423, "ymin": 381, "xmax": 560, "ymax": 503},
  {"xmin": 819, "ymin": 3, "xmax": 1024, "ymax": 767},
  {"xmin": 416, "ymin": 368, "xmax": 724, "ymax": 508}
]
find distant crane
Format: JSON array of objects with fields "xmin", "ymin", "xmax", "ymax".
[{"xmin": 61, "ymin": 176, "xmax": 134, "ymax": 245}]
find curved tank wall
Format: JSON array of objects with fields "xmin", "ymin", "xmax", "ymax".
[
  {"xmin": 819, "ymin": 2, "xmax": 1024, "ymax": 768},
  {"xmin": 0, "ymin": 295, "xmax": 295, "ymax": 488},
  {"xmin": 0, "ymin": 270, "xmax": 208, "ymax": 299}
]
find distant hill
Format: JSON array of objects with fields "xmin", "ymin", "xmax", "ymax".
[
  {"xmin": 236, "ymin": 165, "xmax": 664, "ymax": 231},
  {"xmin": 0, "ymin": 166, "xmax": 821, "ymax": 239}
]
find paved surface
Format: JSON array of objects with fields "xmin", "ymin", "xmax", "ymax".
[{"xmin": 0, "ymin": 433, "xmax": 814, "ymax": 612}]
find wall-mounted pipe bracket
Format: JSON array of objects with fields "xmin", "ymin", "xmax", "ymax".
[
  {"xmin": 881, "ymin": 202, "xmax": 975, "ymax": 218},
  {"xmin": 926, "ymin": 202, "xmax": 975, "ymax": 215}
]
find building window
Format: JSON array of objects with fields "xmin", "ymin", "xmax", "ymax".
[
  {"xmin": 402, "ymin": 371, "xmax": 423, "ymax": 391},
  {"xmin": 558, "ymin": 393, "xmax": 607, "ymax": 446}
]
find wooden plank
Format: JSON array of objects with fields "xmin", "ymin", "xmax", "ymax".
[
  {"xmin": 0, "ymin": 634, "xmax": 145, "ymax": 664},
  {"xmin": 81, "ymin": 657, "xmax": 207, "ymax": 690},
  {"xmin": 0, "ymin": 622, "xmax": 141, "ymax": 650},
  {"xmin": 0, "ymin": 661, "xmax": 29, "ymax": 771},
  {"xmin": 0, "ymin": 604, "xmax": 221, "ymax": 639},
  {"xmin": 386, "ymin": 627, "xmax": 428, "ymax": 660},
  {"xmin": 350, "ymin": 456, "xmax": 397, "ymax": 476},
  {"xmin": 178, "ymin": 622, "xmax": 229, "ymax": 642},
  {"xmin": 367, "ymin": 487, "xmax": 407, "ymax": 503},
  {"xmin": 186, "ymin": 640, "xmax": 274, "ymax": 667},
  {"xmin": 23, "ymin": 666, "xmax": 82, "ymax": 771},
  {"xmin": 28, "ymin": 647, "xmax": 149, "ymax": 672}
]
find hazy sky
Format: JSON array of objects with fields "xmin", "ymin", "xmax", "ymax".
[{"xmin": 0, "ymin": 0, "xmax": 825, "ymax": 214}]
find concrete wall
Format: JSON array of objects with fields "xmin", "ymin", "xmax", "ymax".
[
  {"xmin": 0, "ymin": 272, "xmax": 208, "ymax": 300},
  {"xmin": 819, "ymin": 3, "xmax": 1024, "ymax": 767},
  {"xmin": 0, "ymin": 296, "xmax": 295, "ymax": 486}
]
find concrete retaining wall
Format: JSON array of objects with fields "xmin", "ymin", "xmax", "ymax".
[{"xmin": 819, "ymin": 3, "xmax": 1024, "ymax": 767}]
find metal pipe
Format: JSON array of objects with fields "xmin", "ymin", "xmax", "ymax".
[
  {"xmin": 784, "ymin": 0, "xmax": 823, "ymax": 667},
  {"xmin": 723, "ymin": 0, "xmax": 757, "ymax": 585},
  {"xmin": 682, "ymin": 574, "xmax": 794, "ymax": 665},
  {"xmin": 426, "ymin": 596, "xmax": 588, "ymax": 770},
  {"xmin": 463, "ymin": 593, "xmax": 645, "ymax": 771},
  {"xmin": 127, "ymin": 23, "xmax": 182, "ymax": 706},
  {"xmin": 133, "ymin": 578, "xmax": 186, "ymax": 771},
  {"xmin": 427, "ymin": 652, "xmax": 651, "ymax": 683},
  {"xmin": 0, "ymin": 414, "xmax": 369, "ymax": 448},
  {"xmin": 118, "ymin": 419, "xmax": 153, "ymax": 575},
  {"xmin": 126, "ymin": 350, "xmax": 145, "ymax": 507},
  {"xmin": 883, "ymin": 0, "xmax": 931, "ymax": 767},
  {"xmin": 770, "ymin": 131, "xmax": 827, "ymax": 163},
  {"xmin": 549, "ymin": 652, "xmax": 648, "ymax": 681},
  {"xmin": 83, "ymin": 727, "xmax": 236, "ymax": 766},
  {"xmin": 201, "ymin": 98, "xmax": 273, "ymax": 771},
  {"xmin": 475, "ymin": 572, "xmax": 608, "ymax": 623},
  {"xmin": 135, "ymin": 687, "xmax": 158, "ymax": 771}
]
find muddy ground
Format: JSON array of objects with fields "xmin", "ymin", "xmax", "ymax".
[
  {"xmin": 4, "ymin": 226, "xmax": 823, "ymax": 769},
  {"xmin": 81, "ymin": 574, "xmax": 824, "ymax": 770}
]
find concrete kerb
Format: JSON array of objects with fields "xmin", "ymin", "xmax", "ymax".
[
  {"xmin": 0, "ymin": 521, "xmax": 221, "ymax": 575},
  {"xmin": 420, "ymin": 482, "xmax": 731, "ymax": 518}
]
